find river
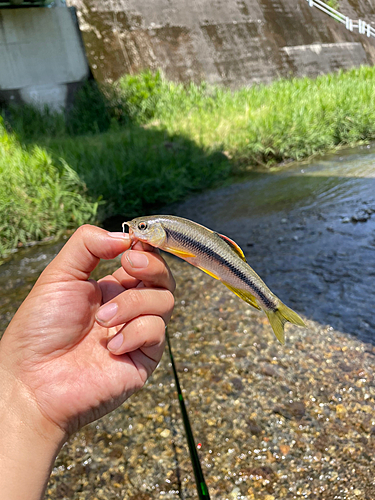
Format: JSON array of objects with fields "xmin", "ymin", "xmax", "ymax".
[
  {"xmin": 167, "ymin": 144, "xmax": 375, "ymax": 345},
  {"xmin": 1, "ymin": 146, "xmax": 375, "ymax": 499},
  {"xmin": 2, "ymin": 144, "xmax": 374, "ymax": 343}
]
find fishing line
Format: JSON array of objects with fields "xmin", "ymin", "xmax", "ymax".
[{"xmin": 166, "ymin": 327, "xmax": 211, "ymax": 500}]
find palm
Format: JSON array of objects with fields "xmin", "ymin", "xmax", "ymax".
[
  {"xmin": 2, "ymin": 226, "xmax": 175, "ymax": 437},
  {"xmin": 11, "ymin": 275, "xmax": 161, "ymax": 434}
]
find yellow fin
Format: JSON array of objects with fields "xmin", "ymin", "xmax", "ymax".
[
  {"xmin": 165, "ymin": 247, "xmax": 196, "ymax": 259},
  {"xmin": 216, "ymin": 233, "xmax": 247, "ymax": 261},
  {"xmin": 197, "ymin": 266, "xmax": 221, "ymax": 281},
  {"xmin": 222, "ymin": 282, "xmax": 261, "ymax": 310},
  {"xmin": 265, "ymin": 302, "xmax": 306, "ymax": 345}
]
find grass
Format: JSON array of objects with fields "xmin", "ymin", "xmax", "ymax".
[
  {"xmin": 143, "ymin": 66, "xmax": 375, "ymax": 165},
  {"xmin": 2, "ymin": 66, "xmax": 375, "ymax": 256},
  {"xmin": 41, "ymin": 127, "xmax": 229, "ymax": 221},
  {"xmin": 0, "ymin": 117, "xmax": 98, "ymax": 257},
  {"xmin": 326, "ymin": 0, "xmax": 339, "ymax": 10}
]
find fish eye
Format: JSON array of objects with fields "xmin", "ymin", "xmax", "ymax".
[{"xmin": 138, "ymin": 222, "xmax": 148, "ymax": 231}]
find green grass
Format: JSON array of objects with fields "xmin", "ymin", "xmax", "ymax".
[
  {"xmin": 2, "ymin": 66, "xmax": 375, "ymax": 256},
  {"xmin": 0, "ymin": 118, "xmax": 98, "ymax": 257},
  {"xmin": 141, "ymin": 66, "xmax": 375, "ymax": 165},
  {"xmin": 326, "ymin": 0, "xmax": 339, "ymax": 10},
  {"xmin": 42, "ymin": 127, "xmax": 229, "ymax": 221}
]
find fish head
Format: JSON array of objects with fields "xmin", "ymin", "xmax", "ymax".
[{"xmin": 124, "ymin": 217, "xmax": 167, "ymax": 247}]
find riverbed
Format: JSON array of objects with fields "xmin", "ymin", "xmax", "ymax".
[{"xmin": 1, "ymin": 146, "xmax": 375, "ymax": 499}]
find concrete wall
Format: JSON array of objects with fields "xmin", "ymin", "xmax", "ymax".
[
  {"xmin": 69, "ymin": 0, "xmax": 375, "ymax": 87},
  {"xmin": 0, "ymin": 5, "xmax": 90, "ymax": 109}
]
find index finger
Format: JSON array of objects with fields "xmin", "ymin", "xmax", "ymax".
[{"xmin": 122, "ymin": 249, "xmax": 176, "ymax": 293}]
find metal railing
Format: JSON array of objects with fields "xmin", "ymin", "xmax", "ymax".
[{"xmin": 306, "ymin": 0, "xmax": 375, "ymax": 38}]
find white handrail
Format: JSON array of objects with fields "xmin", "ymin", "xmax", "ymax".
[{"xmin": 306, "ymin": 0, "xmax": 375, "ymax": 38}]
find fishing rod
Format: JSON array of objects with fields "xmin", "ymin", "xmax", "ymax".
[{"xmin": 166, "ymin": 327, "xmax": 210, "ymax": 500}]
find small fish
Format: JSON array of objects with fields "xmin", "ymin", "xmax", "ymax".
[{"xmin": 124, "ymin": 215, "xmax": 306, "ymax": 344}]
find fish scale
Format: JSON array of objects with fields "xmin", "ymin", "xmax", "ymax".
[
  {"xmin": 125, "ymin": 215, "xmax": 306, "ymax": 344},
  {"xmin": 165, "ymin": 225, "xmax": 275, "ymax": 310}
]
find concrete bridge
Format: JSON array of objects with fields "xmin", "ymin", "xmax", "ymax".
[{"xmin": 0, "ymin": 2, "xmax": 90, "ymax": 110}]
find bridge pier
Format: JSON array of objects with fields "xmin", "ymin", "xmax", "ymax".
[{"xmin": 0, "ymin": 4, "xmax": 90, "ymax": 110}]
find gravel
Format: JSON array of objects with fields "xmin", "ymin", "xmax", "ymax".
[{"xmin": 46, "ymin": 255, "xmax": 375, "ymax": 500}]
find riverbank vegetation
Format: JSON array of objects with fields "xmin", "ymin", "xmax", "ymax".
[{"xmin": 2, "ymin": 65, "xmax": 375, "ymax": 256}]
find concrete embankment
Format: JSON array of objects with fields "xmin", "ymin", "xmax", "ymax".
[{"xmin": 70, "ymin": 0, "xmax": 375, "ymax": 86}]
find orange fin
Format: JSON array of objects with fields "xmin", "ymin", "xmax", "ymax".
[
  {"xmin": 165, "ymin": 247, "xmax": 196, "ymax": 259},
  {"xmin": 222, "ymin": 282, "xmax": 261, "ymax": 310},
  {"xmin": 197, "ymin": 266, "xmax": 221, "ymax": 281},
  {"xmin": 216, "ymin": 233, "xmax": 247, "ymax": 261}
]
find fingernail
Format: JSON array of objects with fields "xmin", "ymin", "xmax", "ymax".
[
  {"xmin": 96, "ymin": 302, "xmax": 118, "ymax": 322},
  {"xmin": 107, "ymin": 232, "xmax": 130, "ymax": 240},
  {"xmin": 127, "ymin": 250, "xmax": 149, "ymax": 268},
  {"xmin": 107, "ymin": 333, "xmax": 124, "ymax": 352}
]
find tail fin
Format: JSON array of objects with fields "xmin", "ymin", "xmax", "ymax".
[{"xmin": 265, "ymin": 302, "xmax": 306, "ymax": 344}]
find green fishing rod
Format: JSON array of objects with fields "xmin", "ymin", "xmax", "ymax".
[{"xmin": 166, "ymin": 328, "xmax": 210, "ymax": 500}]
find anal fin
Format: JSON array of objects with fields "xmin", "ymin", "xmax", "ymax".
[{"xmin": 222, "ymin": 282, "xmax": 261, "ymax": 310}]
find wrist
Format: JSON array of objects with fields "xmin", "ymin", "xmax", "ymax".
[{"xmin": 0, "ymin": 363, "xmax": 66, "ymax": 500}]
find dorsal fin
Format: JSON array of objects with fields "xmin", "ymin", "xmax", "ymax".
[{"xmin": 216, "ymin": 233, "xmax": 247, "ymax": 261}]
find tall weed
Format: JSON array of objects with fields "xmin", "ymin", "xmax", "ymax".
[
  {"xmin": 0, "ymin": 118, "xmax": 98, "ymax": 257},
  {"xmin": 3, "ymin": 67, "xmax": 375, "ymax": 256}
]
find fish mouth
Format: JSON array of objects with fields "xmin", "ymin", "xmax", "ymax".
[
  {"xmin": 122, "ymin": 221, "xmax": 136, "ymax": 242},
  {"xmin": 122, "ymin": 221, "xmax": 130, "ymax": 233},
  {"xmin": 122, "ymin": 221, "xmax": 139, "ymax": 248}
]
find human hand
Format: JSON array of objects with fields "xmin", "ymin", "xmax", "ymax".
[{"xmin": 0, "ymin": 225, "xmax": 175, "ymax": 499}]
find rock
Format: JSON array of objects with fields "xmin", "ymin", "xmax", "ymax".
[
  {"xmin": 274, "ymin": 401, "xmax": 306, "ymax": 420},
  {"xmin": 230, "ymin": 377, "xmax": 245, "ymax": 391},
  {"xmin": 259, "ymin": 363, "xmax": 281, "ymax": 378},
  {"xmin": 279, "ymin": 444, "xmax": 290, "ymax": 456},
  {"xmin": 351, "ymin": 211, "xmax": 370, "ymax": 222},
  {"xmin": 248, "ymin": 418, "xmax": 262, "ymax": 436},
  {"xmin": 228, "ymin": 486, "xmax": 241, "ymax": 499},
  {"xmin": 240, "ymin": 466, "xmax": 274, "ymax": 480},
  {"xmin": 159, "ymin": 429, "xmax": 171, "ymax": 438}
]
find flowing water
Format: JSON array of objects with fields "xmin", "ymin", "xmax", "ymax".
[
  {"xmin": 1, "ymin": 145, "xmax": 375, "ymax": 343},
  {"xmin": 169, "ymin": 144, "xmax": 375, "ymax": 344}
]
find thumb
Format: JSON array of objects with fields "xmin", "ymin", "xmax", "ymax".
[{"xmin": 40, "ymin": 225, "xmax": 131, "ymax": 282}]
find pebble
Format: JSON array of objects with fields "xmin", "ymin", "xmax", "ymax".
[
  {"xmin": 42, "ymin": 255, "xmax": 375, "ymax": 499},
  {"xmin": 159, "ymin": 429, "xmax": 171, "ymax": 438}
]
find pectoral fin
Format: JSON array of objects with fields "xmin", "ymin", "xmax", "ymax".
[
  {"xmin": 222, "ymin": 282, "xmax": 261, "ymax": 310},
  {"xmin": 165, "ymin": 247, "xmax": 196, "ymax": 259}
]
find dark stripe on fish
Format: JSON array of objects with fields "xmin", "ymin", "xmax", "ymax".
[{"xmin": 164, "ymin": 226, "xmax": 277, "ymax": 311}]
